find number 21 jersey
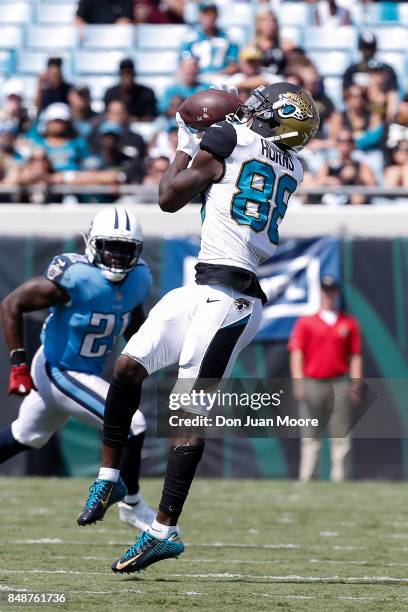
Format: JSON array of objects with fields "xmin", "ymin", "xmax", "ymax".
[
  {"xmin": 42, "ymin": 253, "xmax": 152, "ymax": 375},
  {"xmin": 198, "ymin": 121, "xmax": 304, "ymax": 274}
]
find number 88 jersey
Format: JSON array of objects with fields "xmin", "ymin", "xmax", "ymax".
[
  {"xmin": 198, "ymin": 121, "xmax": 304, "ymax": 273},
  {"xmin": 42, "ymin": 253, "xmax": 152, "ymax": 375}
]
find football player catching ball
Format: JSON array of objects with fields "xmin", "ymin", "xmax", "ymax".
[{"xmin": 78, "ymin": 83, "xmax": 319, "ymax": 573}]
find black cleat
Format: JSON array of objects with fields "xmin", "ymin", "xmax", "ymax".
[{"xmin": 77, "ymin": 478, "xmax": 127, "ymax": 526}]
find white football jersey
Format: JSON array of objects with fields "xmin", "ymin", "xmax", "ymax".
[{"xmin": 198, "ymin": 122, "xmax": 304, "ymax": 274}]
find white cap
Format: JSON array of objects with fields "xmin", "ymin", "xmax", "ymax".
[
  {"xmin": 3, "ymin": 78, "xmax": 24, "ymax": 98},
  {"xmin": 42, "ymin": 102, "xmax": 71, "ymax": 123}
]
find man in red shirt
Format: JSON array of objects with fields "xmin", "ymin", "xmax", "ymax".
[{"xmin": 288, "ymin": 276, "xmax": 362, "ymax": 481}]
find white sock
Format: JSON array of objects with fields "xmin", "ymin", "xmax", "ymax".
[
  {"xmin": 98, "ymin": 467, "xmax": 120, "ymax": 483},
  {"xmin": 124, "ymin": 492, "xmax": 142, "ymax": 505},
  {"xmin": 147, "ymin": 519, "xmax": 177, "ymax": 540}
]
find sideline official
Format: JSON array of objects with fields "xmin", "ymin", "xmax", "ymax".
[{"xmin": 288, "ymin": 276, "xmax": 363, "ymax": 481}]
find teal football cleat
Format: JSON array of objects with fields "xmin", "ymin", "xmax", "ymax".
[
  {"xmin": 111, "ymin": 531, "xmax": 184, "ymax": 573},
  {"xmin": 77, "ymin": 478, "xmax": 127, "ymax": 526}
]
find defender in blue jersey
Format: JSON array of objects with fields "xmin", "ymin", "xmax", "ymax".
[{"xmin": 0, "ymin": 207, "xmax": 155, "ymax": 531}]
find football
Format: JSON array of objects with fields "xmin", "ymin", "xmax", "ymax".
[{"xmin": 178, "ymin": 89, "xmax": 242, "ymax": 130}]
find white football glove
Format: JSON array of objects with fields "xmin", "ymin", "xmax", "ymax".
[
  {"xmin": 209, "ymin": 83, "xmax": 239, "ymax": 97},
  {"xmin": 175, "ymin": 112, "xmax": 202, "ymax": 159}
]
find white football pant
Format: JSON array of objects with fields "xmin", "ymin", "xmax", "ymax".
[
  {"xmin": 123, "ymin": 284, "xmax": 263, "ymax": 415},
  {"xmin": 11, "ymin": 346, "xmax": 145, "ymax": 449}
]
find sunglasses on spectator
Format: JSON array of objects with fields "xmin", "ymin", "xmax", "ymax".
[{"xmin": 337, "ymin": 138, "xmax": 353, "ymax": 144}]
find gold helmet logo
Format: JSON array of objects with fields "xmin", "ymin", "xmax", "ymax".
[{"xmin": 277, "ymin": 92, "xmax": 315, "ymax": 122}]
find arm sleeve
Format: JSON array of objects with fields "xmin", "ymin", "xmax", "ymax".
[
  {"xmin": 287, "ymin": 318, "xmax": 306, "ymax": 352},
  {"xmin": 200, "ymin": 121, "xmax": 237, "ymax": 159},
  {"xmin": 349, "ymin": 318, "xmax": 362, "ymax": 355}
]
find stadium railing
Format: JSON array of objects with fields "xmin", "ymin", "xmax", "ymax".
[{"xmin": 0, "ymin": 185, "xmax": 407, "ymax": 198}]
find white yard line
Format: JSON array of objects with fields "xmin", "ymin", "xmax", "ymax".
[
  {"xmin": 14, "ymin": 538, "xmax": 63, "ymax": 544},
  {"xmin": 0, "ymin": 569, "xmax": 106, "ymax": 576},
  {"xmin": 187, "ymin": 542, "xmax": 300, "ymax": 549},
  {"xmin": 10, "ymin": 554, "xmax": 408, "ymax": 569},
  {"xmin": 78, "ymin": 589, "xmax": 144, "ymax": 594},
  {"xmin": 167, "ymin": 573, "xmax": 408, "ymax": 583},
  {"xmin": 2, "ymin": 569, "xmax": 406, "ymax": 583},
  {"xmin": 4, "ymin": 540, "xmax": 301, "ymax": 549}
]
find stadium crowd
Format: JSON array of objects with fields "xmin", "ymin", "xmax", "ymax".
[{"xmin": 0, "ymin": 0, "xmax": 407, "ymax": 204}]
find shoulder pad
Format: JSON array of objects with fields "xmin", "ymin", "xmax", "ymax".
[
  {"xmin": 45, "ymin": 253, "xmax": 88, "ymax": 283},
  {"xmin": 200, "ymin": 120, "xmax": 237, "ymax": 159}
]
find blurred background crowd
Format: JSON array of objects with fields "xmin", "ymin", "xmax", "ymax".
[{"xmin": 0, "ymin": 0, "xmax": 407, "ymax": 205}]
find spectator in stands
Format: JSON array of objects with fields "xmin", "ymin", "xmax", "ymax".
[
  {"xmin": 342, "ymin": 33, "xmax": 398, "ymax": 122},
  {"xmin": 134, "ymin": 0, "xmax": 185, "ymax": 24},
  {"xmin": 0, "ymin": 124, "xmax": 23, "ymax": 182},
  {"xmin": 142, "ymin": 155, "xmax": 170, "ymax": 185},
  {"xmin": 75, "ymin": 0, "xmax": 133, "ymax": 25},
  {"xmin": 85, "ymin": 122, "xmax": 144, "ymax": 182},
  {"xmin": 384, "ymin": 94, "xmax": 408, "ymax": 162},
  {"xmin": 285, "ymin": 49, "xmax": 316, "ymax": 81},
  {"xmin": 160, "ymin": 94, "xmax": 184, "ymax": 130},
  {"xmin": 51, "ymin": 124, "xmax": 144, "ymax": 202},
  {"xmin": 35, "ymin": 58, "xmax": 72, "ymax": 114},
  {"xmin": 148, "ymin": 119, "xmax": 177, "ymax": 159},
  {"xmin": 28, "ymin": 103, "xmax": 89, "ymax": 173},
  {"xmin": 366, "ymin": 64, "xmax": 398, "ymax": 124},
  {"xmin": 68, "ymin": 86, "xmax": 97, "ymax": 140},
  {"xmin": 181, "ymin": 2, "xmax": 239, "ymax": 74},
  {"xmin": 254, "ymin": 10, "xmax": 290, "ymax": 77},
  {"xmin": 313, "ymin": 0, "xmax": 351, "ymax": 26},
  {"xmin": 3, "ymin": 148, "xmax": 55, "ymax": 204},
  {"xmin": 384, "ymin": 140, "xmax": 408, "ymax": 188},
  {"xmin": 0, "ymin": 80, "xmax": 29, "ymax": 136},
  {"xmin": 104, "ymin": 58, "xmax": 157, "ymax": 121},
  {"xmin": 295, "ymin": 67, "xmax": 339, "ymax": 175},
  {"xmin": 227, "ymin": 46, "xmax": 282, "ymax": 100},
  {"xmin": 160, "ymin": 57, "xmax": 206, "ymax": 115},
  {"xmin": 314, "ymin": 129, "xmax": 376, "ymax": 205},
  {"xmin": 341, "ymin": 85, "xmax": 384, "ymax": 152},
  {"xmin": 89, "ymin": 99, "xmax": 145, "ymax": 163},
  {"xmin": 301, "ymin": 66, "xmax": 339, "ymax": 143}
]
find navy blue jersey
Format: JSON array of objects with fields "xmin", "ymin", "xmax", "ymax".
[{"xmin": 42, "ymin": 253, "xmax": 152, "ymax": 374}]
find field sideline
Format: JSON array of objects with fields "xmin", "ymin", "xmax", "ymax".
[{"xmin": 0, "ymin": 478, "xmax": 407, "ymax": 611}]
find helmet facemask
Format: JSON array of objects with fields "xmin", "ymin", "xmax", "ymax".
[{"xmin": 87, "ymin": 236, "xmax": 142, "ymax": 282}]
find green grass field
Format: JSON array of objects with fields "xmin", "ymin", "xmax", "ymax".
[{"xmin": 0, "ymin": 478, "xmax": 407, "ymax": 611}]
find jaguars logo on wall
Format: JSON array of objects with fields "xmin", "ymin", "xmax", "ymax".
[{"xmin": 277, "ymin": 92, "xmax": 314, "ymax": 122}]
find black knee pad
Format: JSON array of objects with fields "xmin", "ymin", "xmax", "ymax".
[{"xmin": 159, "ymin": 443, "xmax": 205, "ymax": 517}]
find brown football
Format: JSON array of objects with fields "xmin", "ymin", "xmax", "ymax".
[{"xmin": 178, "ymin": 89, "xmax": 241, "ymax": 130}]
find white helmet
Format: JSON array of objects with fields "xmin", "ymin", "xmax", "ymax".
[{"xmin": 85, "ymin": 207, "xmax": 143, "ymax": 282}]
